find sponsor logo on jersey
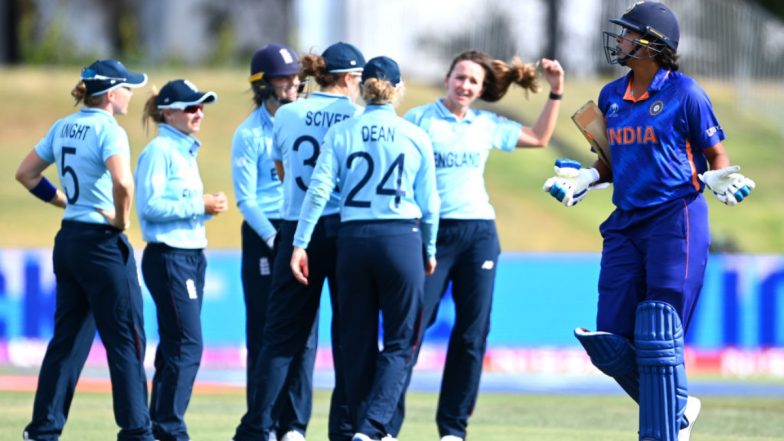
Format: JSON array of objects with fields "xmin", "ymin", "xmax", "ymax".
[{"xmin": 706, "ymin": 125, "xmax": 721, "ymax": 137}]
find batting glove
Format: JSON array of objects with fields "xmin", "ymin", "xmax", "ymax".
[
  {"xmin": 543, "ymin": 158, "xmax": 600, "ymax": 207},
  {"xmin": 699, "ymin": 165, "xmax": 755, "ymax": 206}
]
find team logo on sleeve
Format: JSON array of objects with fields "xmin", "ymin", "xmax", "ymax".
[{"xmin": 649, "ymin": 100, "xmax": 664, "ymax": 116}]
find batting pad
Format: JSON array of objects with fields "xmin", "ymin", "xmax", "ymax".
[
  {"xmin": 574, "ymin": 328, "xmax": 639, "ymax": 402},
  {"xmin": 635, "ymin": 301, "xmax": 688, "ymax": 441}
]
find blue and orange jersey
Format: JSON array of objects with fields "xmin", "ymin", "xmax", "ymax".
[{"xmin": 598, "ymin": 68, "xmax": 725, "ymax": 210}]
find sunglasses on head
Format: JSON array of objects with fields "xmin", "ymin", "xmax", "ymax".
[{"xmin": 182, "ymin": 104, "xmax": 203, "ymax": 114}]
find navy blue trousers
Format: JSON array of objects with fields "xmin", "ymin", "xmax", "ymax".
[
  {"xmin": 241, "ymin": 221, "xmax": 315, "ymax": 437},
  {"xmin": 25, "ymin": 221, "xmax": 152, "ymax": 441},
  {"xmin": 336, "ymin": 221, "xmax": 425, "ymax": 438},
  {"xmin": 234, "ymin": 215, "xmax": 345, "ymax": 441},
  {"xmin": 142, "ymin": 243, "xmax": 206, "ymax": 441},
  {"xmin": 597, "ymin": 193, "xmax": 710, "ymax": 337},
  {"xmin": 392, "ymin": 219, "xmax": 500, "ymax": 438}
]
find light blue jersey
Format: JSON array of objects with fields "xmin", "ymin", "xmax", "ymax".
[
  {"xmin": 272, "ymin": 91, "xmax": 362, "ymax": 220},
  {"xmin": 135, "ymin": 124, "xmax": 209, "ymax": 249},
  {"xmin": 231, "ymin": 105, "xmax": 282, "ymax": 240},
  {"xmin": 404, "ymin": 99, "xmax": 522, "ymax": 220},
  {"xmin": 34, "ymin": 108, "xmax": 131, "ymax": 224},
  {"xmin": 294, "ymin": 104, "xmax": 440, "ymax": 257}
]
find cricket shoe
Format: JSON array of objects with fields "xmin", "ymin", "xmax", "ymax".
[
  {"xmin": 679, "ymin": 396, "xmax": 702, "ymax": 441},
  {"xmin": 440, "ymin": 436, "xmax": 463, "ymax": 441},
  {"xmin": 280, "ymin": 431, "xmax": 305, "ymax": 441},
  {"xmin": 352, "ymin": 434, "xmax": 377, "ymax": 441},
  {"xmin": 381, "ymin": 435, "xmax": 398, "ymax": 441}
]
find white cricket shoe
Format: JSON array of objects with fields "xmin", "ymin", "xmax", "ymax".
[
  {"xmin": 679, "ymin": 396, "xmax": 702, "ymax": 441},
  {"xmin": 441, "ymin": 436, "xmax": 464, "ymax": 441},
  {"xmin": 381, "ymin": 435, "xmax": 398, "ymax": 441},
  {"xmin": 281, "ymin": 431, "xmax": 305, "ymax": 441}
]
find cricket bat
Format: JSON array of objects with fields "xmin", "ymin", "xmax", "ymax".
[{"xmin": 572, "ymin": 100, "xmax": 611, "ymax": 169}]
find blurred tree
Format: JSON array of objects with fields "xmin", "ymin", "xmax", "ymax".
[
  {"xmin": 1, "ymin": 0, "xmax": 20, "ymax": 63},
  {"xmin": 755, "ymin": 0, "xmax": 784, "ymax": 19}
]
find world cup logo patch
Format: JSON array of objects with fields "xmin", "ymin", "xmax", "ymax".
[{"xmin": 649, "ymin": 100, "xmax": 664, "ymax": 116}]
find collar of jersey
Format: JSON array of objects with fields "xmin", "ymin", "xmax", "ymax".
[
  {"xmin": 622, "ymin": 68, "xmax": 671, "ymax": 102},
  {"xmin": 255, "ymin": 103, "xmax": 273, "ymax": 129},
  {"xmin": 310, "ymin": 91, "xmax": 352, "ymax": 102},
  {"xmin": 80, "ymin": 107, "xmax": 114, "ymax": 119},
  {"xmin": 158, "ymin": 123, "xmax": 201, "ymax": 155},
  {"xmin": 364, "ymin": 103, "xmax": 395, "ymax": 114},
  {"xmin": 434, "ymin": 98, "xmax": 477, "ymax": 122}
]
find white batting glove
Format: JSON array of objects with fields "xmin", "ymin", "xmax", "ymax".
[
  {"xmin": 543, "ymin": 158, "xmax": 600, "ymax": 207},
  {"xmin": 699, "ymin": 165, "xmax": 755, "ymax": 206}
]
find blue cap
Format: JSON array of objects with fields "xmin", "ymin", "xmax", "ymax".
[
  {"xmin": 322, "ymin": 42, "xmax": 365, "ymax": 73},
  {"xmin": 156, "ymin": 79, "xmax": 217, "ymax": 109},
  {"xmin": 81, "ymin": 59, "xmax": 147, "ymax": 96},
  {"xmin": 610, "ymin": 1, "xmax": 679, "ymax": 50},
  {"xmin": 361, "ymin": 56, "xmax": 401, "ymax": 86},
  {"xmin": 249, "ymin": 43, "xmax": 300, "ymax": 82}
]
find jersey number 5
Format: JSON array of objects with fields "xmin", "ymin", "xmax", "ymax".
[
  {"xmin": 61, "ymin": 146, "xmax": 80, "ymax": 204},
  {"xmin": 345, "ymin": 152, "xmax": 406, "ymax": 208}
]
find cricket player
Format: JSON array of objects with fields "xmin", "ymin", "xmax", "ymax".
[
  {"xmin": 290, "ymin": 56, "xmax": 439, "ymax": 441},
  {"xmin": 394, "ymin": 50, "xmax": 564, "ymax": 441},
  {"xmin": 15, "ymin": 59, "xmax": 153, "ymax": 441},
  {"xmin": 136, "ymin": 78, "xmax": 226, "ymax": 441},
  {"xmin": 231, "ymin": 43, "xmax": 316, "ymax": 441},
  {"xmin": 231, "ymin": 41, "xmax": 366, "ymax": 441},
  {"xmin": 543, "ymin": 2, "xmax": 755, "ymax": 440}
]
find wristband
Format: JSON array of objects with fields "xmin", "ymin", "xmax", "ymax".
[
  {"xmin": 549, "ymin": 91, "xmax": 563, "ymax": 100},
  {"xmin": 30, "ymin": 177, "xmax": 58, "ymax": 202}
]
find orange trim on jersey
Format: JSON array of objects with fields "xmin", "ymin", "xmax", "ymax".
[
  {"xmin": 623, "ymin": 81, "xmax": 650, "ymax": 102},
  {"xmin": 685, "ymin": 140, "xmax": 700, "ymax": 190}
]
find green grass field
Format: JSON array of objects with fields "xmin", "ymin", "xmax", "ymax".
[
  {"xmin": 1, "ymin": 66, "xmax": 782, "ymax": 252},
  {"xmin": 3, "ymin": 388, "xmax": 784, "ymax": 440}
]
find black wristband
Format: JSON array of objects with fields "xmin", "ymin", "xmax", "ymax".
[{"xmin": 549, "ymin": 91, "xmax": 563, "ymax": 100}]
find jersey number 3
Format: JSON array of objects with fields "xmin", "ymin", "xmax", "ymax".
[{"xmin": 345, "ymin": 152, "xmax": 406, "ymax": 208}]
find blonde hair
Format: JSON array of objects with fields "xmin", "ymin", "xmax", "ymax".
[
  {"xmin": 70, "ymin": 81, "xmax": 105, "ymax": 107},
  {"xmin": 141, "ymin": 86, "xmax": 165, "ymax": 135},
  {"xmin": 361, "ymin": 78, "xmax": 403, "ymax": 106},
  {"xmin": 446, "ymin": 50, "xmax": 538, "ymax": 102},
  {"xmin": 301, "ymin": 53, "xmax": 341, "ymax": 88}
]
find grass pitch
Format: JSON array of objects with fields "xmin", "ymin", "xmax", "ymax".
[{"xmin": 3, "ymin": 388, "xmax": 784, "ymax": 440}]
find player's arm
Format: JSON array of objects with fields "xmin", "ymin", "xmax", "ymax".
[
  {"xmin": 516, "ymin": 58, "xmax": 564, "ymax": 148},
  {"xmin": 16, "ymin": 150, "xmax": 67, "ymax": 208},
  {"xmin": 699, "ymin": 142, "xmax": 755, "ymax": 206},
  {"xmin": 105, "ymin": 154, "xmax": 134, "ymax": 230}
]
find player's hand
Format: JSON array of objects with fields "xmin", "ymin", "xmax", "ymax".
[
  {"xmin": 543, "ymin": 158, "xmax": 600, "ymax": 207},
  {"xmin": 425, "ymin": 257, "xmax": 437, "ymax": 276},
  {"xmin": 264, "ymin": 233, "xmax": 276, "ymax": 251},
  {"xmin": 699, "ymin": 166, "xmax": 755, "ymax": 206},
  {"xmin": 97, "ymin": 208, "xmax": 129, "ymax": 231},
  {"xmin": 204, "ymin": 192, "xmax": 229, "ymax": 215},
  {"xmin": 539, "ymin": 58, "xmax": 564, "ymax": 93},
  {"xmin": 290, "ymin": 246, "xmax": 309, "ymax": 285}
]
